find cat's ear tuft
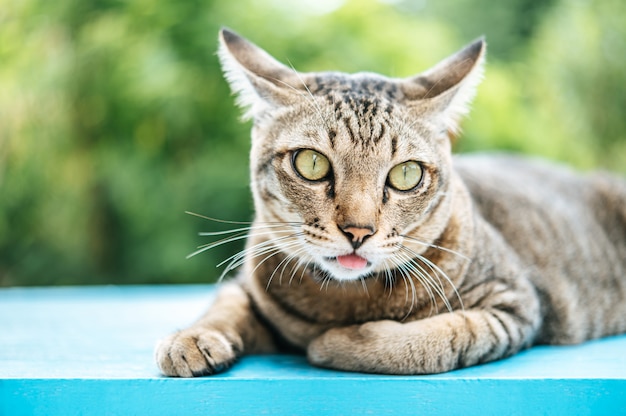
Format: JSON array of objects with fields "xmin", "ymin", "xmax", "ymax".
[
  {"xmin": 218, "ymin": 28, "xmax": 302, "ymax": 120},
  {"xmin": 400, "ymin": 38, "xmax": 486, "ymax": 135}
]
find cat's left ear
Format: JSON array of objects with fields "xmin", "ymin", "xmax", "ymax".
[
  {"xmin": 399, "ymin": 38, "xmax": 486, "ymax": 135},
  {"xmin": 218, "ymin": 28, "xmax": 304, "ymax": 121}
]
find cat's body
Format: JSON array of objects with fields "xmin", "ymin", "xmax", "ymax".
[
  {"xmin": 155, "ymin": 29, "xmax": 626, "ymax": 376},
  {"xmin": 457, "ymin": 155, "xmax": 626, "ymax": 344}
]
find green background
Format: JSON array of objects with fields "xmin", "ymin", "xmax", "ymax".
[{"xmin": 1, "ymin": 0, "xmax": 625, "ymax": 286}]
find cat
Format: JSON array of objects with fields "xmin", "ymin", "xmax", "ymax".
[{"xmin": 155, "ymin": 28, "xmax": 626, "ymax": 376}]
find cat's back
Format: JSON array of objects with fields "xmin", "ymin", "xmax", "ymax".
[
  {"xmin": 454, "ymin": 153, "xmax": 626, "ymax": 344},
  {"xmin": 454, "ymin": 153, "xmax": 593, "ymax": 202},
  {"xmin": 454, "ymin": 153, "xmax": 626, "ymax": 242}
]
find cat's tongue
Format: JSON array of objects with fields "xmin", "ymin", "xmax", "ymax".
[{"xmin": 336, "ymin": 254, "xmax": 368, "ymax": 270}]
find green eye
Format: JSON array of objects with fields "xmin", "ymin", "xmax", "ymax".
[
  {"xmin": 293, "ymin": 149, "xmax": 331, "ymax": 181},
  {"xmin": 387, "ymin": 161, "xmax": 423, "ymax": 191}
]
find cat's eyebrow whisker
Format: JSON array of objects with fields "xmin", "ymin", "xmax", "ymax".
[
  {"xmin": 273, "ymin": 64, "xmax": 335, "ymax": 133},
  {"xmin": 422, "ymin": 56, "xmax": 478, "ymax": 101}
]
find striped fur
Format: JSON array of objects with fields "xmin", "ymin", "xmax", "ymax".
[{"xmin": 155, "ymin": 29, "xmax": 626, "ymax": 376}]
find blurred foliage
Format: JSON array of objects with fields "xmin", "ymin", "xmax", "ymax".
[{"xmin": 1, "ymin": 0, "xmax": 625, "ymax": 286}]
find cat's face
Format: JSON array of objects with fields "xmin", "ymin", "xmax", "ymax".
[
  {"xmin": 249, "ymin": 83, "xmax": 453, "ymax": 281},
  {"xmin": 219, "ymin": 29, "xmax": 485, "ymax": 282}
]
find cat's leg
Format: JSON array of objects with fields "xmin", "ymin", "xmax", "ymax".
[
  {"xmin": 307, "ymin": 298, "xmax": 540, "ymax": 374},
  {"xmin": 155, "ymin": 282, "xmax": 276, "ymax": 377}
]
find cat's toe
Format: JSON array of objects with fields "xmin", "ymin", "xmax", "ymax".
[
  {"xmin": 155, "ymin": 328, "xmax": 239, "ymax": 377},
  {"xmin": 307, "ymin": 326, "xmax": 358, "ymax": 369}
]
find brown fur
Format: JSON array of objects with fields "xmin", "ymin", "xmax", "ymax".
[{"xmin": 155, "ymin": 29, "xmax": 626, "ymax": 376}]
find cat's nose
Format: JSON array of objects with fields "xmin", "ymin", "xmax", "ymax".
[{"xmin": 340, "ymin": 225, "xmax": 376, "ymax": 249}]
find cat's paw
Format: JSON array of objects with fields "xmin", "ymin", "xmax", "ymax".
[
  {"xmin": 155, "ymin": 327, "xmax": 242, "ymax": 377},
  {"xmin": 307, "ymin": 321, "xmax": 402, "ymax": 373}
]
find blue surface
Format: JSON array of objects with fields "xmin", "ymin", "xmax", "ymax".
[{"xmin": 1, "ymin": 285, "xmax": 625, "ymax": 415}]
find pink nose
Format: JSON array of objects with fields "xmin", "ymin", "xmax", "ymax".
[{"xmin": 340, "ymin": 225, "xmax": 375, "ymax": 249}]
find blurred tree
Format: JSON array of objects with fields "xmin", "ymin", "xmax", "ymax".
[
  {"xmin": 402, "ymin": 0, "xmax": 557, "ymax": 59},
  {"xmin": 527, "ymin": 0, "xmax": 626, "ymax": 169},
  {"xmin": 456, "ymin": 0, "xmax": 626, "ymax": 171},
  {"xmin": 0, "ymin": 0, "xmax": 624, "ymax": 286}
]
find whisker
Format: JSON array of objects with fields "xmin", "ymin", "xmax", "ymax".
[
  {"xmin": 183, "ymin": 212, "xmax": 314, "ymax": 284},
  {"xmin": 269, "ymin": 246, "xmax": 308, "ymax": 287},
  {"xmin": 187, "ymin": 229, "xmax": 297, "ymax": 259},
  {"xmin": 275, "ymin": 62, "xmax": 335, "ymax": 133},
  {"xmin": 216, "ymin": 236, "xmax": 304, "ymax": 282},
  {"xmin": 401, "ymin": 234, "xmax": 470, "ymax": 262},
  {"xmin": 264, "ymin": 245, "xmax": 306, "ymax": 290},
  {"xmin": 238, "ymin": 239, "xmax": 303, "ymax": 284},
  {"xmin": 198, "ymin": 223, "xmax": 297, "ymax": 236},
  {"xmin": 396, "ymin": 249, "xmax": 448, "ymax": 314},
  {"xmin": 295, "ymin": 256, "xmax": 316, "ymax": 287},
  {"xmin": 398, "ymin": 248, "xmax": 447, "ymax": 299},
  {"xmin": 360, "ymin": 276, "xmax": 370, "ymax": 297},
  {"xmin": 389, "ymin": 252, "xmax": 434, "ymax": 318},
  {"xmin": 414, "ymin": 254, "xmax": 463, "ymax": 314},
  {"xmin": 215, "ymin": 232, "xmax": 303, "ymax": 268},
  {"xmin": 381, "ymin": 258, "xmax": 396, "ymax": 297},
  {"xmin": 185, "ymin": 211, "xmax": 302, "ymax": 226},
  {"xmin": 399, "ymin": 264, "xmax": 417, "ymax": 316},
  {"xmin": 399, "ymin": 245, "xmax": 465, "ymax": 314}
]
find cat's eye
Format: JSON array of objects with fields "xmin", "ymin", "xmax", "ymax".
[
  {"xmin": 293, "ymin": 149, "xmax": 331, "ymax": 181},
  {"xmin": 387, "ymin": 161, "xmax": 423, "ymax": 191}
]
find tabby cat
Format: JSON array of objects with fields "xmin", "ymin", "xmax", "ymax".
[{"xmin": 155, "ymin": 29, "xmax": 626, "ymax": 376}]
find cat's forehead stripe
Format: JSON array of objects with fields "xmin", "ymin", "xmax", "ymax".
[
  {"xmin": 328, "ymin": 129, "xmax": 337, "ymax": 149},
  {"xmin": 330, "ymin": 97, "xmax": 393, "ymax": 148},
  {"xmin": 310, "ymin": 74, "xmax": 400, "ymax": 101}
]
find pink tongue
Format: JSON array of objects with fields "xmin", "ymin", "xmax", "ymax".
[{"xmin": 336, "ymin": 254, "xmax": 368, "ymax": 270}]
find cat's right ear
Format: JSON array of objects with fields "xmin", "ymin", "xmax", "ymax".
[
  {"xmin": 399, "ymin": 38, "xmax": 486, "ymax": 135},
  {"xmin": 218, "ymin": 29, "xmax": 303, "ymax": 120}
]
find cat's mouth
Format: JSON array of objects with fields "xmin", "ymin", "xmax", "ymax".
[
  {"xmin": 318, "ymin": 253, "xmax": 376, "ymax": 281},
  {"xmin": 329, "ymin": 254, "xmax": 371, "ymax": 271}
]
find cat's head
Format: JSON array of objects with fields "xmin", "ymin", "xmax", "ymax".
[{"xmin": 218, "ymin": 29, "xmax": 484, "ymax": 282}]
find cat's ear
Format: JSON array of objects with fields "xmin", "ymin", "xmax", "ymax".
[
  {"xmin": 400, "ymin": 38, "xmax": 486, "ymax": 135},
  {"xmin": 218, "ymin": 28, "xmax": 304, "ymax": 120}
]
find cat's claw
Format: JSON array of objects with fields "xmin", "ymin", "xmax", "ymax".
[{"xmin": 155, "ymin": 327, "xmax": 241, "ymax": 377}]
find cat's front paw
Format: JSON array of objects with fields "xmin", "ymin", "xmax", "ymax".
[
  {"xmin": 155, "ymin": 327, "xmax": 242, "ymax": 377},
  {"xmin": 307, "ymin": 320, "xmax": 402, "ymax": 373}
]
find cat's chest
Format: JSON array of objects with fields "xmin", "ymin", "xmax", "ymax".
[{"xmin": 244, "ymin": 263, "xmax": 444, "ymax": 348}]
